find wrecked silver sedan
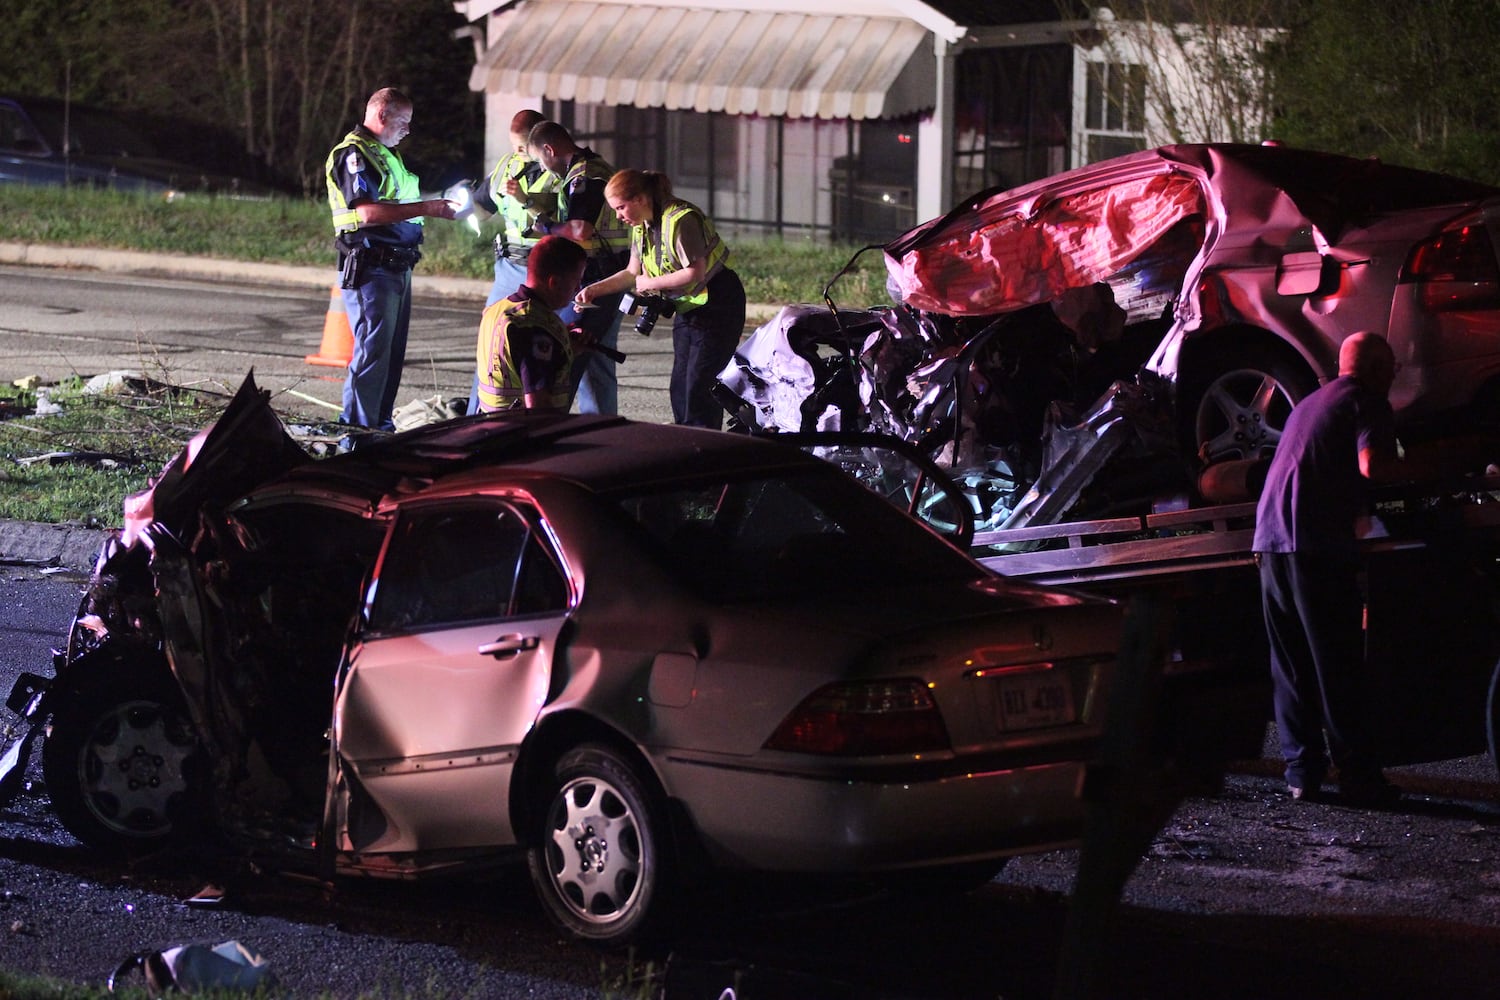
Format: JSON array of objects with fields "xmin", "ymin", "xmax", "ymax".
[
  {"xmin": 718, "ymin": 143, "xmax": 1500, "ymax": 533},
  {"xmin": 3, "ymin": 375, "xmax": 1127, "ymax": 945}
]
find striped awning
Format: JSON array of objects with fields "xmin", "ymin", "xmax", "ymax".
[{"xmin": 468, "ymin": 2, "xmax": 936, "ymax": 120}]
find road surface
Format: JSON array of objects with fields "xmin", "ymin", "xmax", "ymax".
[{"xmin": 0, "ymin": 263, "xmax": 680, "ymax": 425}]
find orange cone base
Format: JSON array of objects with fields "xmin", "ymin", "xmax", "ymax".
[{"xmin": 306, "ymin": 287, "xmax": 354, "ymax": 367}]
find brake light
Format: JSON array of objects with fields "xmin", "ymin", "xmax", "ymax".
[
  {"xmin": 764, "ymin": 679, "xmax": 951, "ymax": 756},
  {"xmin": 1400, "ymin": 225, "xmax": 1500, "ymax": 311}
]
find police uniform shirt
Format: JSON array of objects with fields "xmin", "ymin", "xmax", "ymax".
[
  {"xmin": 330, "ymin": 125, "xmax": 422, "ymax": 248},
  {"xmin": 560, "ymin": 150, "xmax": 608, "ymax": 228},
  {"xmin": 506, "ymin": 287, "xmax": 570, "ymax": 395}
]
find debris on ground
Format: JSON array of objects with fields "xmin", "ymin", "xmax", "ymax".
[
  {"xmin": 14, "ymin": 451, "xmax": 139, "ymax": 469},
  {"xmin": 107, "ymin": 939, "xmax": 274, "ymax": 996},
  {"xmin": 393, "ymin": 394, "xmax": 467, "ymax": 431}
]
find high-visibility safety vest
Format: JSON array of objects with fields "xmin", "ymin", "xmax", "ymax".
[
  {"xmin": 487, "ymin": 151, "xmax": 557, "ymax": 248},
  {"xmin": 558, "ymin": 152, "xmax": 631, "ymax": 258},
  {"xmin": 325, "ymin": 129, "xmax": 421, "ymax": 235},
  {"xmin": 476, "ymin": 296, "xmax": 575, "ymax": 412},
  {"xmin": 637, "ymin": 200, "xmax": 731, "ymax": 312}
]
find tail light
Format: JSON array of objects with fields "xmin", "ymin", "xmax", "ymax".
[
  {"xmin": 764, "ymin": 679, "xmax": 951, "ymax": 756},
  {"xmin": 1399, "ymin": 225, "xmax": 1500, "ymax": 311}
]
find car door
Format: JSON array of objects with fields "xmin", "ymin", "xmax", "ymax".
[{"xmin": 330, "ymin": 497, "xmax": 571, "ymax": 855}]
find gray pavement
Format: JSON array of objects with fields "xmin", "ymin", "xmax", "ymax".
[{"xmin": 0, "ymin": 241, "xmax": 783, "ymax": 569}]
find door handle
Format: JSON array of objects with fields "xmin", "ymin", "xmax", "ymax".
[{"xmin": 477, "ymin": 633, "xmax": 540, "ymax": 658}]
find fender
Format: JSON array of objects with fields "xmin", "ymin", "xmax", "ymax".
[{"xmin": 0, "ymin": 670, "xmax": 53, "ymax": 806}]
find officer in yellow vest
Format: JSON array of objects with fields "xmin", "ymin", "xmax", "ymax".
[
  {"xmin": 527, "ymin": 121, "xmax": 630, "ymax": 416},
  {"xmin": 475, "ymin": 236, "xmax": 589, "ymax": 413},
  {"xmin": 325, "ymin": 88, "xmax": 455, "ymax": 433},
  {"xmin": 577, "ymin": 169, "xmax": 746, "ymax": 429},
  {"xmin": 465, "ymin": 109, "xmax": 559, "ymax": 414},
  {"xmin": 479, "ymin": 109, "xmax": 558, "ymax": 308}
]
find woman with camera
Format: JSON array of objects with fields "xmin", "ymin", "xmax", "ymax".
[{"xmin": 575, "ymin": 169, "xmax": 746, "ymax": 428}]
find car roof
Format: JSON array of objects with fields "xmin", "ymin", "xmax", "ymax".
[{"xmin": 244, "ymin": 410, "xmax": 823, "ymax": 512}]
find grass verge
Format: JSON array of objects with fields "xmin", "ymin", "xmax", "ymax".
[
  {"xmin": 0, "ymin": 379, "xmax": 230, "ymax": 527},
  {"xmin": 0, "ymin": 185, "xmax": 891, "ymax": 306}
]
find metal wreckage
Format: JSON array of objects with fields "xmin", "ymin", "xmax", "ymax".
[{"xmin": 715, "ymin": 142, "xmax": 1500, "ymax": 537}]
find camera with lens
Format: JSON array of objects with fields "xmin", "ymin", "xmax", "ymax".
[{"xmin": 619, "ymin": 291, "xmax": 675, "ymax": 335}]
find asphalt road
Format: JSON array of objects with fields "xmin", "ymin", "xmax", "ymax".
[{"xmin": 0, "ymin": 260, "xmax": 683, "ymax": 426}]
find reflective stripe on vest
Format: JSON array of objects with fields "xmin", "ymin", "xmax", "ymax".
[
  {"xmin": 487, "ymin": 152, "xmax": 556, "ymax": 248},
  {"xmin": 637, "ymin": 200, "xmax": 730, "ymax": 311},
  {"xmin": 476, "ymin": 296, "xmax": 574, "ymax": 411},
  {"xmin": 325, "ymin": 130, "xmax": 421, "ymax": 235},
  {"xmin": 560, "ymin": 154, "xmax": 630, "ymax": 257}
]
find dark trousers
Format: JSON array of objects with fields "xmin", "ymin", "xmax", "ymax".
[
  {"xmin": 340, "ymin": 265, "xmax": 412, "ymax": 430},
  {"xmin": 559, "ymin": 255, "xmax": 627, "ymax": 415},
  {"xmin": 1259, "ymin": 550, "xmax": 1379, "ymax": 787},
  {"xmin": 670, "ymin": 268, "xmax": 746, "ymax": 429}
]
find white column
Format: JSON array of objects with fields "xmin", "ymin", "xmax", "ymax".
[{"xmin": 916, "ymin": 36, "xmax": 955, "ymax": 220}]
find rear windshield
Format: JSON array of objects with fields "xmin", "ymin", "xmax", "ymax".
[{"xmin": 615, "ymin": 467, "xmax": 980, "ymax": 603}]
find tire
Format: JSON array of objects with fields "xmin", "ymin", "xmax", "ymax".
[
  {"xmin": 526, "ymin": 743, "xmax": 671, "ymax": 946},
  {"xmin": 41, "ymin": 660, "xmax": 204, "ymax": 855},
  {"xmin": 1183, "ymin": 341, "xmax": 1316, "ymax": 467}
]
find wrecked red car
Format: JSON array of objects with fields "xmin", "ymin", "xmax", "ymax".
[
  {"xmin": 1, "ymin": 375, "xmax": 1131, "ymax": 946},
  {"xmin": 717, "ymin": 143, "xmax": 1500, "ymax": 532}
]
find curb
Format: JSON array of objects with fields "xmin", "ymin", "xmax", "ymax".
[{"xmin": 0, "ymin": 520, "xmax": 107, "ymax": 572}]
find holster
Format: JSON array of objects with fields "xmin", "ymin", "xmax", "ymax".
[{"xmin": 339, "ymin": 247, "xmax": 369, "ymax": 290}]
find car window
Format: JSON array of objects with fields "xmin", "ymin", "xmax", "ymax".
[
  {"xmin": 617, "ymin": 468, "xmax": 980, "ymax": 602},
  {"xmin": 0, "ymin": 105, "xmax": 47, "ymax": 155},
  {"xmin": 20, "ymin": 102, "xmax": 161, "ymax": 159},
  {"xmin": 368, "ymin": 502, "xmax": 567, "ymax": 632}
]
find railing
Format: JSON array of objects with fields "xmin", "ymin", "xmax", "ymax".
[{"xmin": 975, "ymin": 477, "xmax": 1500, "ymax": 586}]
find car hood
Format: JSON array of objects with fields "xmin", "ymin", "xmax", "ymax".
[
  {"xmin": 121, "ymin": 372, "xmax": 311, "ymax": 549},
  {"xmin": 883, "ymin": 143, "xmax": 1500, "ymax": 319}
]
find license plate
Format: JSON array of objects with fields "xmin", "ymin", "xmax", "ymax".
[{"xmin": 992, "ymin": 673, "xmax": 1076, "ymax": 731}]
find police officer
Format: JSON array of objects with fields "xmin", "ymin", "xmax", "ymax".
[
  {"xmin": 475, "ymin": 236, "xmax": 589, "ymax": 413},
  {"xmin": 526, "ymin": 121, "xmax": 630, "ymax": 415},
  {"xmin": 466, "ymin": 109, "xmax": 559, "ymax": 414},
  {"xmin": 576, "ymin": 168, "xmax": 745, "ymax": 429},
  {"xmin": 479, "ymin": 109, "xmax": 558, "ymax": 309},
  {"xmin": 325, "ymin": 87, "xmax": 455, "ymax": 432}
]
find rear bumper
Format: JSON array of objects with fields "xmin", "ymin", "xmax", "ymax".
[{"xmin": 660, "ymin": 755, "xmax": 1087, "ymax": 872}]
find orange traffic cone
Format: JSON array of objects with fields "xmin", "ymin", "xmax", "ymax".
[{"xmin": 306, "ymin": 287, "xmax": 354, "ymax": 367}]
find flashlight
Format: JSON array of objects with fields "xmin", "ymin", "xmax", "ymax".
[{"xmin": 443, "ymin": 181, "xmax": 482, "ymax": 235}]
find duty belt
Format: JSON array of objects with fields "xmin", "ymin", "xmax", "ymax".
[
  {"xmin": 493, "ymin": 237, "xmax": 532, "ymax": 262},
  {"xmin": 369, "ymin": 245, "xmax": 422, "ymax": 270}
]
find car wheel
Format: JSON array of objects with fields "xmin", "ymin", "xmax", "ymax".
[
  {"xmin": 1187, "ymin": 344, "xmax": 1316, "ymax": 467},
  {"xmin": 41, "ymin": 663, "xmax": 204, "ymax": 855},
  {"xmin": 527, "ymin": 743, "xmax": 671, "ymax": 946}
]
